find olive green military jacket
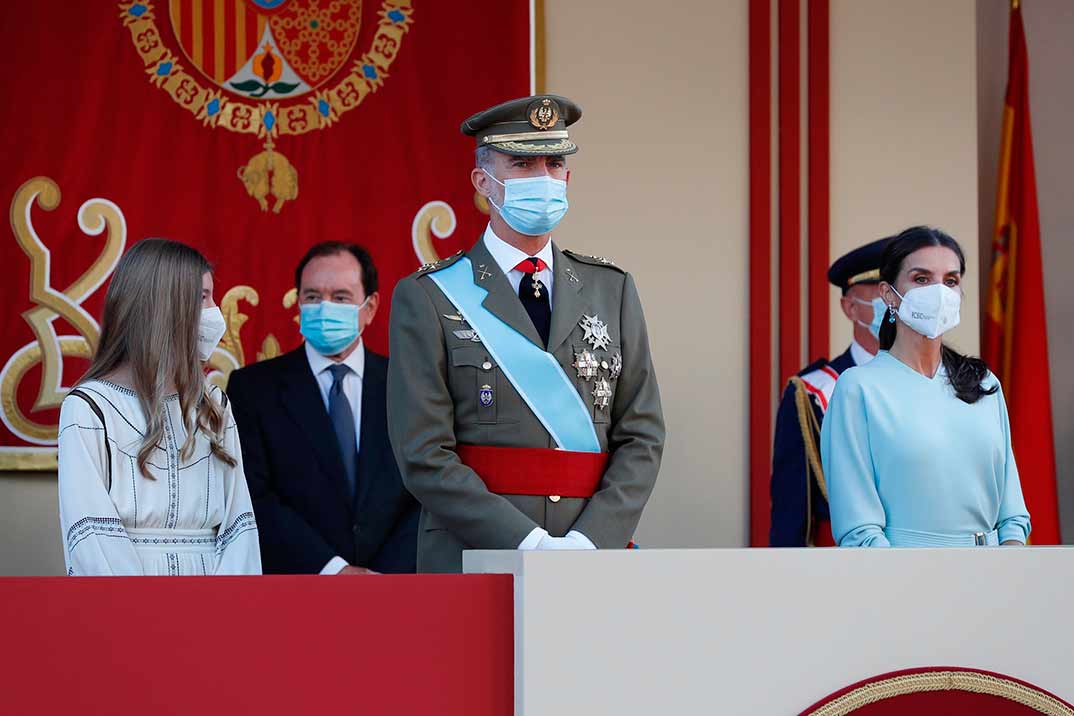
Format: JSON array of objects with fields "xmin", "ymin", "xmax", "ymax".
[{"xmin": 387, "ymin": 238, "xmax": 664, "ymax": 573}]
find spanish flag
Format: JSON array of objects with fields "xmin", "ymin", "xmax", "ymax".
[{"xmin": 984, "ymin": 1, "xmax": 1060, "ymax": 544}]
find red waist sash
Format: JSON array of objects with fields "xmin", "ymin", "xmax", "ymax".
[{"xmin": 457, "ymin": 445, "xmax": 608, "ymax": 498}]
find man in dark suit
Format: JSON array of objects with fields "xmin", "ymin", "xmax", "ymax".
[{"xmin": 228, "ymin": 242, "xmax": 418, "ymax": 574}]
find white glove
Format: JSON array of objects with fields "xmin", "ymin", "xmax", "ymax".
[{"xmin": 537, "ymin": 530, "xmax": 597, "ymax": 550}]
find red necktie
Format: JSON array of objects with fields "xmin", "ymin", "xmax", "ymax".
[{"xmin": 513, "ymin": 258, "xmax": 548, "ymax": 274}]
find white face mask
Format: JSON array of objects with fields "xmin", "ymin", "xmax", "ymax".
[
  {"xmin": 197, "ymin": 306, "xmax": 227, "ymax": 361},
  {"xmin": 891, "ymin": 283, "xmax": 961, "ymax": 340}
]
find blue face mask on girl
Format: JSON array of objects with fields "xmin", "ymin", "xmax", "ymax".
[
  {"xmin": 483, "ymin": 169, "xmax": 569, "ymax": 236},
  {"xmin": 299, "ymin": 296, "xmax": 370, "ymax": 356},
  {"xmin": 852, "ymin": 296, "xmax": 888, "ymax": 339}
]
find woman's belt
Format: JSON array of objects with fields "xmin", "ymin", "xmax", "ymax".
[
  {"xmin": 457, "ymin": 445, "xmax": 608, "ymax": 498},
  {"xmin": 884, "ymin": 526, "xmax": 1000, "ymax": 547},
  {"xmin": 127, "ymin": 527, "xmax": 217, "ymax": 553}
]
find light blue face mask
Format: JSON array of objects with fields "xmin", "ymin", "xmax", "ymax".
[
  {"xmin": 299, "ymin": 297, "xmax": 369, "ymax": 356},
  {"xmin": 852, "ymin": 296, "xmax": 888, "ymax": 339},
  {"xmin": 483, "ymin": 169, "xmax": 569, "ymax": 236}
]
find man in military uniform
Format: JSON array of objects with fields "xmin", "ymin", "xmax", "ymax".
[
  {"xmin": 769, "ymin": 237, "xmax": 892, "ymax": 546},
  {"xmin": 387, "ymin": 95, "xmax": 665, "ymax": 573}
]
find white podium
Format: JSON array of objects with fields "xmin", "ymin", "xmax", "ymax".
[{"xmin": 464, "ymin": 548, "xmax": 1074, "ymax": 715}]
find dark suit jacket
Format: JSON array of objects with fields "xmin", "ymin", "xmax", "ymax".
[{"xmin": 227, "ymin": 346, "xmax": 418, "ymax": 573}]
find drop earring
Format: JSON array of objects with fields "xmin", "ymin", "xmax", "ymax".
[{"xmin": 888, "ymin": 305, "xmax": 897, "ymax": 323}]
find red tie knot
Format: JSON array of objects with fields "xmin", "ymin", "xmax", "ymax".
[{"xmin": 513, "ymin": 257, "xmax": 548, "ymax": 274}]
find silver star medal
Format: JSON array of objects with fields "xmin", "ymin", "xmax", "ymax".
[
  {"xmin": 572, "ymin": 349, "xmax": 600, "ymax": 381},
  {"xmin": 609, "ymin": 353, "xmax": 623, "ymax": 379},
  {"xmin": 579, "ymin": 314, "xmax": 612, "ymax": 351},
  {"xmin": 592, "ymin": 377, "xmax": 613, "ymax": 411}
]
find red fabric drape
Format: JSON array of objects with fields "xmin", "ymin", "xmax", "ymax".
[
  {"xmin": 0, "ymin": 1, "xmax": 531, "ymax": 458},
  {"xmin": 982, "ymin": 5, "xmax": 1060, "ymax": 544}
]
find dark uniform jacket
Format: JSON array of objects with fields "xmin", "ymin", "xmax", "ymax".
[{"xmin": 769, "ymin": 347, "xmax": 856, "ymax": 547}]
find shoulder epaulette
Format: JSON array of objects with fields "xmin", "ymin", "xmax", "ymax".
[
  {"xmin": 797, "ymin": 357, "xmax": 829, "ymax": 378},
  {"xmin": 795, "ymin": 362, "xmax": 841, "ymax": 411},
  {"xmin": 417, "ymin": 251, "xmax": 464, "ymax": 276},
  {"xmin": 563, "ymin": 249, "xmax": 626, "ymax": 273}
]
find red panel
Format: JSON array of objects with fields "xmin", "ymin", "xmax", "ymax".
[
  {"xmin": 807, "ymin": 0, "xmax": 830, "ymax": 362},
  {"xmin": 0, "ymin": 576, "xmax": 514, "ymax": 715},
  {"xmin": 748, "ymin": 0, "xmax": 772, "ymax": 547},
  {"xmin": 778, "ymin": 0, "xmax": 801, "ymax": 387},
  {"xmin": 180, "ymin": 0, "xmax": 195, "ymax": 59}
]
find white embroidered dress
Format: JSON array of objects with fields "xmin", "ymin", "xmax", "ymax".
[{"xmin": 57, "ymin": 379, "xmax": 261, "ymax": 576}]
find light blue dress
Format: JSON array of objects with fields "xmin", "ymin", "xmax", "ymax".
[{"xmin": 820, "ymin": 351, "xmax": 1031, "ymax": 547}]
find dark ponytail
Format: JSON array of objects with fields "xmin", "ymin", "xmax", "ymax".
[{"xmin": 879, "ymin": 226, "xmax": 998, "ymax": 405}]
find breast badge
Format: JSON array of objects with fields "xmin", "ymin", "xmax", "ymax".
[
  {"xmin": 572, "ymin": 350, "xmax": 600, "ymax": 381},
  {"xmin": 443, "ymin": 313, "xmax": 481, "ymax": 342},
  {"xmin": 592, "ymin": 378, "xmax": 613, "ymax": 411},
  {"xmin": 579, "ymin": 314, "xmax": 611, "ymax": 351},
  {"xmin": 479, "ymin": 384, "xmax": 494, "ymax": 407},
  {"xmin": 609, "ymin": 352, "xmax": 623, "ymax": 380},
  {"xmin": 453, "ymin": 329, "xmax": 481, "ymax": 343}
]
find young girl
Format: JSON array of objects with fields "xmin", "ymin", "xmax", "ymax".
[{"xmin": 58, "ymin": 238, "xmax": 261, "ymax": 575}]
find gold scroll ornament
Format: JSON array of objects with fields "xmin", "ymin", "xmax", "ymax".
[
  {"xmin": 410, "ymin": 192, "xmax": 490, "ymax": 265},
  {"xmin": 0, "ymin": 177, "xmax": 284, "ymax": 471},
  {"xmin": 0, "ymin": 177, "xmax": 126, "ymax": 464},
  {"xmin": 204, "ymin": 286, "xmax": 283, "ymax": 392}
]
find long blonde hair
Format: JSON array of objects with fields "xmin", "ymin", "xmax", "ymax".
[{"xmin": 82, "ymin": 238, "xmax": 236, "ymax": 478}]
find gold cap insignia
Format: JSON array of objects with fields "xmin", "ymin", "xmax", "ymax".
[{"xmin": 529, "ymin": 98, "xmax": 560, "ymax": 130}]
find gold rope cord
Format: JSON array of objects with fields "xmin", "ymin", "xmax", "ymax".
[
  {"xmin": 789, "ymin": 377, "xmax": 829, "ymax": 502},
  {"xmin": 806, "ymin": 670, "xmax": 1073, "ymax": 716},
  {"xmin": 786, "ymin": 377, "xmax": 828, "ymax": 546}
]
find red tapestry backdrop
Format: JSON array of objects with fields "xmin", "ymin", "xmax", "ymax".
[{"xmin": 0, "ymin": 0, "xmax": 533, "ymax": 469}]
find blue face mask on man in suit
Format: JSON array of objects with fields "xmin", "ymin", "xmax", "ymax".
[{"xmin": 300, "ymin": 296, "xmax": 370, "ymax": 356}]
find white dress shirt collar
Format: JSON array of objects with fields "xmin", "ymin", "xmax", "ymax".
[
  {"xmin": 305, "ymin": 337, "xmax": 365, "ymax": 381},
  {"xmin": 850, "ymin": 339, "xmax": 875, "ymax": 367},
  {"xmin": 482, "ymin": 224, "xmax": 555, "ymax": 276}
]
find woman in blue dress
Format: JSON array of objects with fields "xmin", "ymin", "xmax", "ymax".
[{"xmin": 820, "ymin": 226, "xmax": 1030, "ymax": 547}]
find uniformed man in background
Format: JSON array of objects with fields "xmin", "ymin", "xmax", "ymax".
[
  {"xmin": 769, "ymin": 237, "xmax": 892, "ymax": 546},
  {"xmin": 387, "ymin": 95, "xmax": 665, "ymax": 573}
]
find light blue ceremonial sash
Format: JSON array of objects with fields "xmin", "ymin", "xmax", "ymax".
[{"xmin": 429, "ymin": 258, "xmax": 600, "ymax": 453}]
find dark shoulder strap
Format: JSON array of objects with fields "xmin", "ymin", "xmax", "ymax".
[{"xmin": 68, "ymin": 389, "xmax": 113, "ymax": 492}]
